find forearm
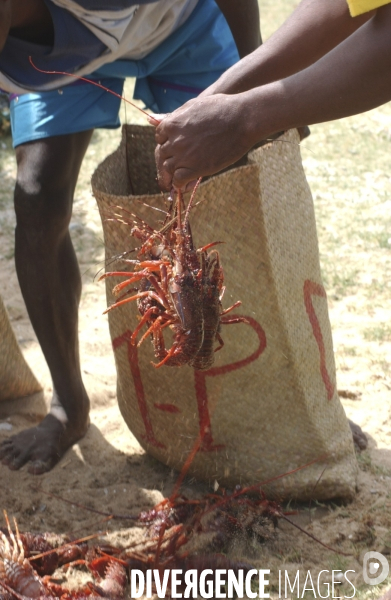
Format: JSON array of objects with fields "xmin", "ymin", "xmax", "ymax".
[
  {"xmin": 154, "ymin": 3, "xmax": 391, "ymax": 190},
  {"xmin": 204, "ymin": 0, "xmax": 373, "ymax": 96},
  {"xmin": 214, "ymin": 0, "xmax": 261, "ymax": 58},
  {"xmin": 239, "ymin": 4, "xmax": 391, "ymax": 144}
]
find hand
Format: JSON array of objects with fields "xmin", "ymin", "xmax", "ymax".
[
  {"xmin": 147, "ymin": 114, "xmax": 165, "ymax": 125},
  {"xmin": 152, "ymin": 94, "xmax": 255, "ymax": 191}
]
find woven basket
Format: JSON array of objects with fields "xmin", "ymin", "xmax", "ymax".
[
  {"xmin": 92, "ymin": 125, "xmax": 357, "ymax": 500},
  {"xmin": 0, "ymin": 295, "xmax": 42, "ymax": 401}
]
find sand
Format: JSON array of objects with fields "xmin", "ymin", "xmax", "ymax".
[{"xmin": 0, "ymin": 124, "xmax": 390, "ymax": 599}]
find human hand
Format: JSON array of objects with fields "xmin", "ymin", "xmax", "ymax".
[
  {"xmin": 152, "ymin": 94, "xmax": 255, "ymax": 191},
  {"xmin": 147, "ymin": 114, "xmax": 165, "ymax": 125}
]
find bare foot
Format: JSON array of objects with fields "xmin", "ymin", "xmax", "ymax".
[
  {"xmin": 0, "ymin": 413, "xmax": 89, "ymax": 474},
  {"xmin": 348, "ymin": 419, "xmax": 368, "ymax": 451}
]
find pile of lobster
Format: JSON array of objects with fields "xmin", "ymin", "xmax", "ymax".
[
  {"xmin": 0, "ymin": 485, "xmax": 282, "ymax": 599},
  {"xmin": 0, "ymin": 452, "xmax": 344, "ymax": 599},
  {"xmin": 0, "ymin": 511, "xmax": 126, "ymax": 599},
  {"xmin": 100, "ymin": 180, "xmax": 245, "ymax": 370}
]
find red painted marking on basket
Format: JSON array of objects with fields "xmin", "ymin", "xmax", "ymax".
[
  {"xmin": 154, "ymin": 403, "xmax": 181, "ymax": 414},
  {"xmin": 194, "ymin": 316, "xmax": 267, "ymax": 451},
  {"xmin": 112, "ymin": 330, "xmax": 164, "ymax": 448},
  {"xmin": 303, "ymin": 280, "xmax": 335, "ymax": 400},
  {"xmin": 112, "ymin": 317, "xmax": 266, "ymax": 452},
  {"xmin": 193, "ymin": 374, "xmax": 225, "ymax": 452}
]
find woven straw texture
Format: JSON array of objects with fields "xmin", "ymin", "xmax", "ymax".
[
  {"xmin": 0, "ymin": 295, "xmax": 42, "ymax": 401},
  {"xmin": 92, "ymin": 125, "xmax": 357, "ymax": 500}
]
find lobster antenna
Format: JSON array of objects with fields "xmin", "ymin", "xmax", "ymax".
[
  {"xmin": 176, "ymin": 189, "xmax": 183, "ymax": 233},
  {"xmin": 184, "ymin": 177, "xmax": 202, "ymax": 228},
  {"xmin": 28, "ymin": 56, "xmax": 159, "ymax": 124}
]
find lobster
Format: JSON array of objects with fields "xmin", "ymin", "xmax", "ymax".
[
  {"xmin": 100, "ymin": 178, "xmax": 246, "ymax": 369},
  {"xmin": 0, "ymin": 511, "xmax": 47, "ymax": 598},
  {"xmin": 0, "ymin": 511, "xmax": 127, "ymax": 599}
]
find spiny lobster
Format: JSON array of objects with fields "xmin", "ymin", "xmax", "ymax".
[
  {"xmin": 0, "ymin": 511, "xmax": 127, "ymax": 599},
  {"xmin": 100, "ymin": 178, "xmax": 246, "ymax": 370}
]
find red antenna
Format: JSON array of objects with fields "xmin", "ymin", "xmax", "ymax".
[{"xmin": 28, "ymin": 56, "xmax": 160, "ymax": 125}]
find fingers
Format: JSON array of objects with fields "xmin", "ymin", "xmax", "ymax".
[
  {"xmin": 155, "ymin": 145, "xmax": 198, "ymax": 192},
  {"xmin": 154, "ymin": 123, "xmax": 168, "ymax": 145},
  {"xmin": 172, "ymin": 170, "xmax": 199, "ymax": 192},
  {"xmin": 147, "ymin": 113, "xmax": 166, "ymax": 127},
  {"xmin": 154, "ymin": 123, "xmax": 197, "ymax": 190},
  {"xmin": 153, "ymin": 100, "xmax": 205, "ymax": 190},
  {"xmin": 155, "ymin": 144, "xmax": 173, "ymax": 190},
  {"xmin": 154, "ymin": 120, "xmax": 172, "ymax": 182}
]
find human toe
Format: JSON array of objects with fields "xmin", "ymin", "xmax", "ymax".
[{"xmin": 28, "ymin": 457, "xmax": 57, "ymax": 475}]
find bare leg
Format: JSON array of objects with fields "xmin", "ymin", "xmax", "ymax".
[{"xmin": 0, "ymin": 131, "xmax": 93, "ymax": 474}]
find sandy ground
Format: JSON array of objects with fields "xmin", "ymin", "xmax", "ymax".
[{"xmin": 0, "ymin": 112, "xmax": 390, "ymax": 598}]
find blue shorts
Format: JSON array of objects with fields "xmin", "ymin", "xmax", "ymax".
[{"xmin": 10, "ymin": 0, "xmax": 239, "ymax": 147}]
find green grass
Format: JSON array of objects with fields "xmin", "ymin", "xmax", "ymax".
[{"xmin": 363, "ymin": 325, "xmax": 391, "ymax": 343}]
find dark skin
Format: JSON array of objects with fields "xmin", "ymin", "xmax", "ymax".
[
  {"xmin": 0, "ymin": 0, "xmax": 261, "ymax": 473},
  {"xmin": 153, "ymin": 0, "xmax": 380, "ymax": 450},
  {"xmin": 214, "ymin": 0, "xmax": 262, "ymax": 58},
  {"xmin": 0, "ymin": 0, "xmax": 54, "ymax": 47},
  {"xmin": 0, "ymin": 131, "xmax": 93, "ymax": 474},
  {"xmin": 0, "ymin": 0, "xmax": 91, "ymax": 475},
  {"xmin": 154, "ymin": 0, "xmax": 381, "ymax": 189}
]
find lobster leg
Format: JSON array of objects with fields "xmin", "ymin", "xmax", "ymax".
[
  {"xmin": 137, "ymin": 315, "xmax": 172, "ymax": 348},
  {"xmin": 220, "ymin": 301, "xmax": 242, "ymax": 316},
  {"xmin": 153, "ymin": 343, "xmax": 179, "ymax": 368},
  {"xmin": 113, "ymin": 272, "xmax": 169, "ymax": 305},
  {"xmin": 135, "ymin": 260, "xmax": 170, "ymax": 269},
  {"xmin": 136, "ymin": 231, "xmax": 171, "ymax": 259},
  {"xmin": 152, "ymin": 326, "xmax": 168, "ymax": 362},
  {"xmin": 220, "ymin": 316, "xmax": 249, "ymax": 324},
  {"xmin": 99, "ymin": 270, "xmax": 143, "ymax": 280},
  {"xmin": 103, "ymin": 290, "xmax": 167, "ymax": 314},
  {"xmin": 113, "ymin": 271, "xmax": 156, "ymax": 296},
  {"xmin": 130, "ymin": 306, "xmax": 161, "ymax": 345},
  {"xmin": 146, "ymin": 273, "xmax": 171, "ymax": 308},
  {"xmin": 214, "ymin": 331, "xmax": 224, "ymax": 353},
  {"xmin": 99, "ymin": 262, "xmax": 166, "ymax": 283},
  {"xmin": 159, "ymin": 263, "xmax": 169, "ymax": 296},
  {"xmin": 197, "ymin": 241, "xmax": 224, "ymax": 254}
]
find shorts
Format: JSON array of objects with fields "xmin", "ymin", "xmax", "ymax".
[{"xmin": 10, "ymin": 0, "xmax": 239, "ymax": 147}]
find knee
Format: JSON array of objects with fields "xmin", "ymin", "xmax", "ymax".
[
  {"xmin": 13, "ymin": 133, "xmax": 92, "ymax": 242},
  {"xmin": 14, "ymin": 164, "xmax": 73, "ymax": 240}
]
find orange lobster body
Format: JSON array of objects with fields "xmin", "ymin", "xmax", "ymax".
[{"xmin": 101, "ymin": 181, "xmax": 244, "ymax": 369}]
